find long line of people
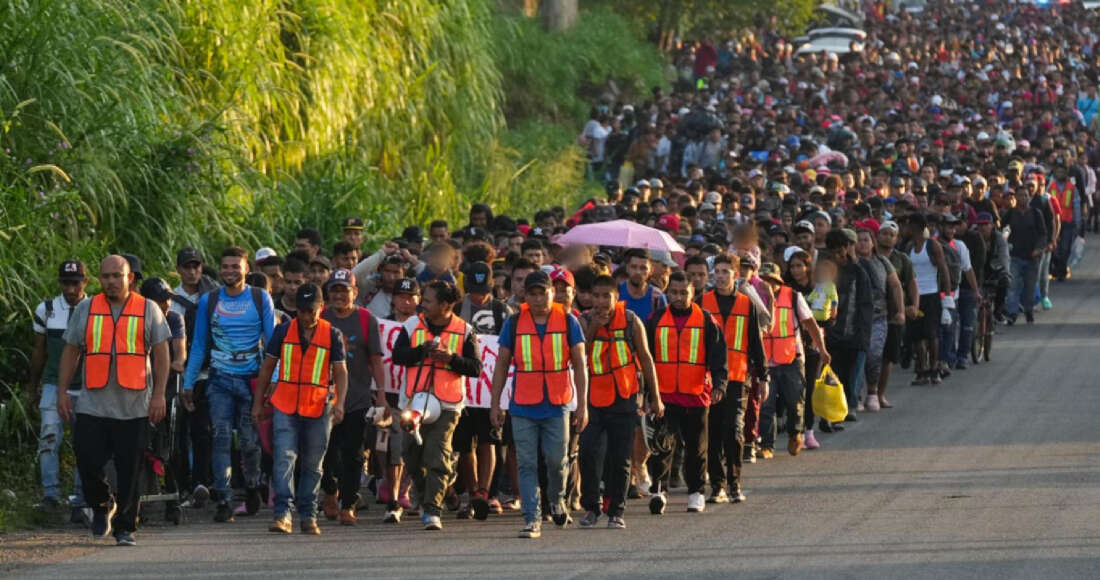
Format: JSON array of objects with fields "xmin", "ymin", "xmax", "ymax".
[{"xmin": 28, "ymin": 0, "xmax": 1095, "ymax": 545}]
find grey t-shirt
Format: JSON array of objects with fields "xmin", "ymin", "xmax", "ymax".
[
  {"xmin": 323, "ymin": 306, "xmax": 383, "ymax": 412},
  {"xmin": 64, "ymin": 295, "xmax": 171, "ymax": 420}
]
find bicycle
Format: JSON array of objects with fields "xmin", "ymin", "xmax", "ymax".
[{"xmin": 971, "ymin": 283, "xmax": 997, "ymax": 364}]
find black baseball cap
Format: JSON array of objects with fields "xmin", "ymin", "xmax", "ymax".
[
  {"xmin": 463, "ymin": 227, "xmax": 492, "ymax": 243},
  {"xmin": 464, "ymin": 261, "xmax": 492, "ymax": 294},
  {"xmin": 140, "ymin": 277, "xmax": 175, "ymax": 302},
  {"xmin": 296, "ymin": 283, "xmax": 324, "ymax": 311},
  {"xmin": 524, "ymin": 270, "xmax": 552, "ymax": 290},
  {"xmin": 176, "ymin": 247, "xmax": 202, "ymax": 267},
  {"xmin": 341, "ymin": 217, "xmax": 365, "ymax": 230},
  {"xmin": 121, "ymin": 253, "xmax": 143, "ymax": 281},
  {"xmin": 402, "ymin": 226, "xmax": 424, "ymax": 244},
  {"xmin": 393, "ymin": 278, "xmax": 420, "ymax": 296},
  {"xmin": 58, "ymin": 260, "xmax": 86, "ymax": 282},
  {"xmin": 326, "ymin": 268, "xmax": 356, "ymax": 289}
]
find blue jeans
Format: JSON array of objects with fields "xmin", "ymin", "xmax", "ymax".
[
  {"xmin": 38, "ymin": 385, "xmax": 84, "ymax": 504},
  {"xmin": 272, "ymin": 408, "xmax": 332, "ymax": 520},
  {"xmin": 938, "ymin": 305, "xmax": 959, "ymax": 366},
  {"xmin": 955, "ymin": 288, "xmax": 978, "ymax": 362},
  {"xmin": 1008, "ymin": 257, "xmax": 1039, "ymax": 316},
  {"xmin": 207, "ymin": 369, "xmax": 262, "ymax": 501},
  {"xmin": 850, "ymin": 350, "xmax": 867, "ymax": 407},
  {"xmin": 511, "ymin": 413, "xmax": 569, "ymax": 525},
  {"xmin": 1037, "ymin": 249, "xmax": 1052, "ymax": 300}
]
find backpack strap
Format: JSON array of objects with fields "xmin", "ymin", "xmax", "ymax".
[
  {"xmin": 491, "ymin": 300, "xmax": 506, "ymax": 335},
  {"xmin": 205, "ymin": 288, "xmax": 221, "ymax": 321},
  {"xmin": 250, "ymin": 286, "xmax": 264, "ymax": 321},
  {"xmin": 34, "ymin": 298, "xmax": 52, "ymax": 328}
]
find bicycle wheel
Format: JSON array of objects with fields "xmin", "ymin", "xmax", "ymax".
[
  {"xmin": 971, "ymin": 305, "xmax": 985, "ymax": 364},
  {"xmin": 982, "ymin": 309, "xmax": 993, "ymax": 362}
]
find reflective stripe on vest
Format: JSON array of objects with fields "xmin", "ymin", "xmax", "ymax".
[
  {"xmin": 653, "ymin": 304, "xmax": 707, "ymax": 395},
  {"xmin": 1049, "ymin": 179, "xmax": 1075, "ymax": 223},
  {"xmin": 84, "ymin": 293, "xmax": 148, "ymax": 390},
  {"xmin": 701, "ymin": 290, "xmax": 751, "ymax": 383},
  {"xmin": 271, "ymin": 318, "xmax": 333, "ymax": 418},
  {"xmin": 763, "ymin": 286, "xmax": 798, "ymax": 365},
  {"xmin": 512, "ymin": 303, "xmax": 573, "ymax": 406},
  {"xmin": 588, "ymin": 302, "xmax": 639, "ymax": 407},
  {"xmin": 405, "ymin": 314, "xmax": 468, "ymax": 404}
]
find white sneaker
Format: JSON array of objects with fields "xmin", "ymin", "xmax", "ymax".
[
  {"xmin": 423, "ymin": 514, "xmax": 442, "ymax": 531},
  {"xmin": 686, "ymin": 492, "xmax": 706, "ymax": 513},
  {"xmin": 638, "ymin": 473, "xmax": 653, "ymax": 497},
  {"xmin": 383, "ymin": 507, "xmax": 403, "ymax": 524}
]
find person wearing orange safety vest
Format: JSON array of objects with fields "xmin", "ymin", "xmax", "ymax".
[
  {"xmin": 57, "ymin": 255, "xmax": 172, "ymax": 547},
  {"xmin": 252, "ymin": 283, "xmax": 348, "ymax": 536},
  {"xmin": 645, "ymin": 271, "xmax": 727, "ymax": 515},
  {"xmin": 698, "ymin": 253, "xmax": 765, "ymax": 505},
  {"xmin": 490, "ymin": 270, "xmax": 588, "ymax": 539},
  {"xmin": 1048, "ymin": 155, "xmax": 1083, "ymax": 281},
  {"xmin": 391, "ymin": 280, "xmax": 481, "ymax": 531},
  {"xmin": 757, "ymin": 263, "xmax": 829, "ymax": 459},
  {"xmin": 577, "ymin": 275, "xmax": 662, "ymax": 530}
]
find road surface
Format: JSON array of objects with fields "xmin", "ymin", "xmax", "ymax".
[{"xmin": 12, "ymin": 252, "xmax": 1100, "ymax": 579}]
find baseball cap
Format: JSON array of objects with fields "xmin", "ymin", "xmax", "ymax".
[
  {"xmin": 793, "ymin": 220, "xmax": 815, "ymax": 235},
  {"xmin": 650, "ymin": 197, "xmax": 668, "ymax": 207},
  {"xmin": 524, "ymin": 270, "xmax": 552, "ymax": 290},
  {"xmin": 394, "ymin": 278, "xmax": 420, "ymax": 296},
  {"xmin": 941, "ymin": 212, "xmax": 961, "ymax": 224},
  {"xmin": 649, "ymin": 178, "xmax": 664, "ymax": 189},
  {"xmin": 296, "ymin": 283, "xmax": 324, "ymax": 311},
  {"xmin": 326, "ymin": 268, "xmax": 356, "ymax": 289},
  {"xmin": 58, "ymin": 259, "xmax": 86, "ymax": 282},
  {"xmin": 310, "ymin": 255, "xmax": 332, "ymax": 270},
  {"xmin": 841, "ymin": 228, "xmax": 859, "ymax": 244},
  {"xmin": 758, "ymin": 263, "xmax": 784, "ymax": 285},
  {"xmin": 656, "ymin": 213, "xmax": 681, "ymax": 232},
  {"xmin": 255, "ymin": 247, "xmax": 282, "ymax": 266},
  {"xmin": 704, "ymin": 191, "xmax": 722, "ymax": 204},
  {"xmin": 402, "ymin": 225, "xmax": 424, "ymax": 244},
  {"xmin": 636, "ymin": 179, "xmax": 651, "ymax": 189},
  {"xmin": 550, "ymin": 267, "xmax": 575, "ymax": 288},
  {"xmin": 140, "ymin": 277, "xmax": 175, "ymax": 302},
  {"xmin": 783, "ymin": 246, "xmax": 808, "ymax": 264},
  {"xmin": 462, "ymin": 226, "xmax": 492, "ymax": 242},
  {"xmin": 176, "ymin": 247, "xmax": 202, "ymax": 267},
  {"xmin": 341, "ymin": 217, "xmax": 365, "ymax": 230},
  {"xmin": 464, "ymin": 261, "xmax": 492, "ymax": 294},
  {"xmin": 121, "ymin": 253, "xmax": 143, "ymax": 281},
  {"xmin": 880, "ymin": 220, "xmax": 900, "ymax": 233},
  {"xmin": 975, "ymin": 212, "xmax": 994, "ymax": 225}
]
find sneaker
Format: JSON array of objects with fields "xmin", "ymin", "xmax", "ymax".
[
  {"xmin": 627, "ymin": 484, "xmax": 641, "ymax": 499},
  {"xmin": 424, "ymin": 514, "xmax": 442, "ymax": 531},
  {"xmin": 114, "ymin": 531, "xmax": 136, "ymax": 546},
  {"xmin": 579, "ymin": 510, "xmax": 600, "ymax": 528},
  {"xmin": 339, "ymin": 508, "xmax": 357, "ymax": 526},
  {"xmin": 708, "ymin": 488, "xmax": 730, "ymax": 504},
  {"xmin": 856, "ymin": 401, "xmax": 865, "ymax": 412},
  {"xmin": 955, "ymin": 360, "xmax": 968, "ymax": 370},
  {"xmin": 519, "ymin": 521, "xmax": 541, "ymax": 539},
  {"xmin": 639, "ymin": 473, "xmax": 653, "ymax": 497},
  {"xmin": 213, "ymin": 502, "xmax": 234, "ymax": 523},
  {"xmin": 743, "ymin": 445, "xmax": 756, "ymax": 463},
  {"xmin": 551, "ymin": 506, "xmax": 572, "ymax": 528},
  {"xmin": 1025, "ymin": 311, "xmax": 1035, "ymax": 324},
  {"xmin": 878, "ymin": 397, "xmax": 893, "ymax": 409},
  {"xmin": 191, "ymin": 484, "xmax": 210, "ymax": 509},
  {"xmin": 500, "ymin": 496, "xmax": 519, "ymax": 511},
  {"xmin": 1041, "ymin": 297, "xmax": 1053, "ymax": 310},
  {"xmin": 844, "ymin": 413, "xmax": 858, "ymax": 423},
  {"xmin": 383, "ymin": 504, "xmax": 403, "ymax": 524},
  {"xmin": 470, "ymin": 490, "xmax": 490, "ymax": 521},
  {"xmin": 911, "ymin": 376, "xmax": 930, "ymax": 386},
  {"xmin": 233, "ymin": 503, "xmax": 249, "ymax": 516},
  {"xmin": 759, "ymin": 448, "xmax": 774, "ymax": 460},
  {"xmin": 91, "ymin": 503, "xmax": 116, "ymax": 538},
  {"xmin": 71, "ymin": 506, "xmax": 91, "ymax": 526},
  {"xmin": 649, "ymin": 492, "xmax": 667, "ymax": 515},
  {"xmin": 444, "ymin": 489, "xmax": 461, "ymax": 512},
  {"xmin": 487, "ymin": 497, "xmax": 503, "ymax": 515},
  {"xmin": 1005, "ymin": 314, "xmax": 1017, "ymax": 326},
  {"xmin": 300, "ymin": 519, "xmax": 321, "ymax": 535},
  {"xmin": 245, "ymin": 487, "xmax": 262, "ymax": 516},
  {"xmin": 607, "ymin": 516, "xmax": 626, "ymax": 530},
  {"xmin": 866, "ymin": 396, "xmax": 881, "ymax": 412},
  {"xmin": 803, "ymin": 429, "xmax": 821, "ymax": 450},
  {"xmin": 322, "ymin": 492, "xmax": 339, "ymax": 520},
  {"xmin": 788, "ymin": 433, "xmax": 803, "ymax": 456},
  {"xmin": 269, "ymin": 515, "xmax": 292, "ymax": 534},
  {"xmin": 686, "ymin": 492, "xmax": 706, "ymax": 513},
  {"xmin": 728, "ymin": 483, "xmax": 746, "ymax": 503}
]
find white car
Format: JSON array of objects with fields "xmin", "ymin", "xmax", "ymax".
[
  {"xmin": 807, "ymin": 27, "xmax": 868, "ymax": 41},
  {"xmin": 796, "ymin": 37, "xmax": 865, "ymax": 55}
]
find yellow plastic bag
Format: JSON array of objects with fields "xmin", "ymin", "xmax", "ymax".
[{"xmin": 812, "ymin": 364, "xmax": 848, "ymax": 424}]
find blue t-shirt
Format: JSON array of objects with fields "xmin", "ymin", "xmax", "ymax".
[
  {"xmin": 183, "ymin": 286, "xmax": 276, "ymax": 388},
  {"xmin": 618, "ymin": 281, "xmax": 666, "ymax": 323},
  {"xmin": 498, "ymin": 311, "xmax": 584, "ymax": 420}
]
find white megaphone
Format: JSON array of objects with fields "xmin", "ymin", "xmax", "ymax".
[{"xmin": 400, "ymin": 392, "xmax": 442, "ymax": 446}]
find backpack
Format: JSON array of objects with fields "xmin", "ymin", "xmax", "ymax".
[{"xmin": 202, "ymin": 286, "xmax": 266, "ymax": 364}]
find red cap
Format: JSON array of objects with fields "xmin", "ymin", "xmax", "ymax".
[
  {"xmin": 656, "ymin": 213, "xmax": 681, "ymax": 232},
  {"xmin": 550, "ymin": 267, "xmax": 575, "ymax": 288},
  {"xmin": 854, "ymin": 218, "xmax": 881, "ymax": 235},
  {"xmin": 933, "ymin": 139, "xmax": 945, "ymax": 147}
]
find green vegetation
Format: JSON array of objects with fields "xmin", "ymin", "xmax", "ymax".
[{"xmin": 0, "ymin": 1, "xmax": 665, "ymax": 528}]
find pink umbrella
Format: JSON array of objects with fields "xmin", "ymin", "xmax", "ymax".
[{"xmin": 555, "ymin": 220, "xmax": 685, "ymax": 254}]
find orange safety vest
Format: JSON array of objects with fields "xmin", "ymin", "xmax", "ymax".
[
  {"xmin": 84, "ymin": 293, "xmax": 148, "ymax": 390},
  {"xmin": 763, "ymin": 286, "xmax": 799, "ymax": 365},
  {"xmin": 1049, "ymin": 179, "xmax": 1075, "ymax": 223},
  {"xmin": 653, "ymin": 304, "xmax": 707, "ymax": 395},
  {"xmin": 587, "ymin": 302, "xmax": 639, "ymax": 408},
  {"xmin": 701, "ymin": 290, "xmax": 752, "ymax": 383},
  {"xmin": 512, "ymin": 303, "xmax": 573, "ymax": 406},
  {"xmin": 271, "ymin": 318, "xmax": 333, "ymax": 418},
  {"xmin": 405, "ymin": 314, "xmax": 467, "ymax": 404}
]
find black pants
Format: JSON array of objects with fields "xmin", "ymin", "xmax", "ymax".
[
  {"xmin": 803, "ymin": 350, "xmax": 822, "ymax": 430},
  {"xmin": 707, "ymin": 381, "xmax": 745, "ymax": 492},
  {"xmin": 760, "ymin": 360, "xmax": 806, "ymax": 449},
  {"xmin": 320, "ymin": 407, "xmax": 369, "ymax": 509},
  {"xmin": 579, "ymin": 408, "xmax": 635, "ymax": 517},
  {"xmin": 827, "ymin": 344, "xmax": 861, "ymax": 412},
  {"xmin": 75, "ymin": 414, "xmax": 148, "ymax": 534},
  {"xmin": 174, "ymin": 379, "xmax": 212, "ymax": 491},
  {"xmin": 648, "ymin": 404, "xmax": 708, "ymax": 494}
]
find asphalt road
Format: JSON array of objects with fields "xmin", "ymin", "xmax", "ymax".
[{"xmin": 13, "ymin": 251, "xmax": 1100, "ymax": 579}]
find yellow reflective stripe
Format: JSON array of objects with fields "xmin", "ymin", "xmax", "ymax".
[
  {"xmin": 614, "ymin": 337, "xmax": 629, "ymax": 367},
  {"xmin": 591, "ymin": 340, "xmax": 606, "ymax": 374},
  {"xmin": 281, "ymin": 343, "xmax": 294, "ymax": 381},
  {"xmin": 658, "ymin": 327, "xmax": 670, "ymax": 362},
  {"xmin": 447, "ymin": 333, "xmax": 461, "ymax": 355},
  {"xmin": 733, "ymin": 316, "xmax": 745, "ymax": 351},
  {"xmin": 412, "ymin": 328, "xmax": 425, "ymax": 347},
  {"xmin": 551, "ymin": 333, "xmax": 564, "ymax": 370},
  {"xmin": 779, "ymin": 307, "xmax": 790, "ymax": 337},
  {"xmin": 687, "ymin": 328, "xmax": 701, "ymax": 364},
  {"xmin": 125, "ymin": 316, "xmax": 139, "ymax": 353},
  {"xmin": 91, "ymin": 315, "xmax": 104, "ymax": 352},
  {"xmin": 310, "ymin": 347, "xmax": 327, "ymax": 384},
  {"xmin": 519, "ymin": 334, "xmax": 533, "ymax": 370}
]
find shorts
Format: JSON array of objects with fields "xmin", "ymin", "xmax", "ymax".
[
  {"xmin": 453, "ymin": 407, "xmax": 502, "ymax": 453},
  {"xmin": 364, "ymin": 393, "xmax": 404, "ymax": 465},
  {"xmin": 883, "ymin": 322, "xmax": 903, "ymax": 363},
  {"xmin": 908, "ymin": 294, "xmax": 941, "ymax": 342}
]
